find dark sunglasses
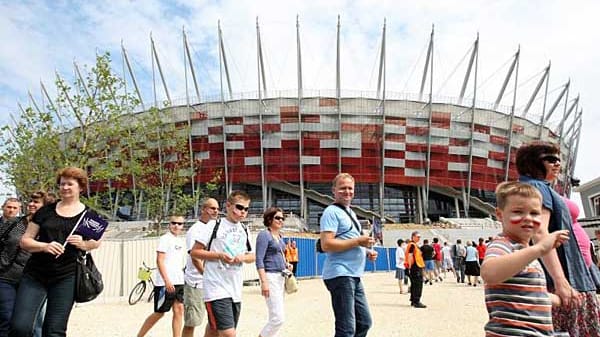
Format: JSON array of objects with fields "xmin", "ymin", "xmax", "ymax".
[
  {"xmin": 273, "ymin": 216, "xmax": 285, "ymax": 221},
  {"xmin": 170, "ymin": 221, "xmax": 184, "ymax": 226},
  {"xmin": 540, "ymin": 155, "xmax": 561, "ymax": 164},
  {"xmin": 234, "ymin": 204, "xmax": 249, "ymax": 212}
]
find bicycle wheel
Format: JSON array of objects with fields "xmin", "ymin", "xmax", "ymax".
[
  {"xmin": 128, "ymin": 281, "xmax": 146, "ymax": 305},
  {"xmin": 147, "ymin": 287, "xmax": 155, "ymax": 303}
]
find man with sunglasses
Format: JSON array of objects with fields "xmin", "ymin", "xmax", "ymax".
[
  {"xmin": 137, "ymin": 215, "xmax": 186, "ymax": 337},
  {"xmin": 183, "ymin": 198, "xmax": 219, "ymax": 337},
  {"xmin": 191, "ymin": 191, "xmax": 255, "ymax": 337}
]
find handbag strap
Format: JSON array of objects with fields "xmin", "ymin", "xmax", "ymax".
[{"xmin": 275, "ymin": 233, "xmax": 288, "ymax": 263}]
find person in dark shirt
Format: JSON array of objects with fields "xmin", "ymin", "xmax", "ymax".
[
  {"xmin": 420, "ymin": 239, "xmax": 435, "ymax": 285},
  {"xmin": 10, "ymin": 167, "xmax": 104, "ymax": 337},
  {"xmin": 0, "ymin": 198, "xmax": 23, "ymax": 337}
]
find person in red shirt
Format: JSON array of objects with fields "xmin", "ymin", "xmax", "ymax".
[
  {"xmin": 476, "ymin": 237, "xmax": 487, "ymax": 265},
  {"xmin": 432, "ymin": 238, "xmax": 443, "ymax": 282}
]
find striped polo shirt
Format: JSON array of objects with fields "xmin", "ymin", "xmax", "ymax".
[{"xmin": 484, "ymin": 237, "xmax": 553, "ymax": 336}]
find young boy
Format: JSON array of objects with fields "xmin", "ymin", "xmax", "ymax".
[
  {"xmin": 190, "ymin": 191, "xmax": 255, "ymax": 337},
  {"xmin": 137, "ymin": 215, "xmax": 186, "ymax": 337},
  {"xmin": 395, "ymin": 239, "xmax": 406, "ymax": 294},
  {"xmin": 481, "ymin": 182, "xmax": 569, "ymax": 336}
]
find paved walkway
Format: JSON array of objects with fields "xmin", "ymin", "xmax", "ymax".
[{"xmin": 69, "ymin": 271, "xmax": 488, "ymax": 336}]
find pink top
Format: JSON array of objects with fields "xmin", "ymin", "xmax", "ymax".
[{"xmin": 563, "ymin": 198, "xmax": 592, "ymax": 267}]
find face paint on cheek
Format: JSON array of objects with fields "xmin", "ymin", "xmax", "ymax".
[
  {"xmin": 530, "ymin": 217, "xmax": 542, "ymax": 226},
  {"xmin": 509, "ymin": 216, "xmax": 524, "ymax": 225}
]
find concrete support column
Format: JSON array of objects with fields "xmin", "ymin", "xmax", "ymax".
[
  {"xmin": 454, "ymin": 197, "xmax": 461, "ymax": 218},
  {"xmin": 415, "ymin": 186, "xmax": 424, "ymax": 224}
]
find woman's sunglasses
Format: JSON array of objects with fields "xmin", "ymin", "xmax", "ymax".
[{"xmin": 540, "ymin": 155, "xmax": 561, "ymax": 164}]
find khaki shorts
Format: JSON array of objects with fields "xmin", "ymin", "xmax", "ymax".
[{"xmin": 184, "ymin": 283, "xmax": 205, "ymax": 327}]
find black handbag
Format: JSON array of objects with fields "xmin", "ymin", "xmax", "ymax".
[{"xmin": 75, "ymin": 251, "xmax": 104, "ymax": 303}]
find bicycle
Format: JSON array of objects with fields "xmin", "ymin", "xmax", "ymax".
[{"xmin": 128, "ymin": 262, "xmax": 156, "ymax": 305}]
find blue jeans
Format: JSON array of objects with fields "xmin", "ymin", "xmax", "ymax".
[
  {"xmin": 0, "ymin": 280, "xmax": 18, "ymax": 337},
  {"xmin": 324, "ymin": 276, "xmax": 372, "ymax": 337},
  {"xmin": 9, "ymin": 274, "xmax": 75, "ymax": 337}
]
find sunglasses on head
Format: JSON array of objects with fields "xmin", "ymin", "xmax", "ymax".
[
  {"xmin": 170, "ymin": 221, "xmax": 184, "ymax": 226},
  {"xmin": 540, "ymin": 155, "xmax": 561, "ymax": 164},
  {"xmin": 234, "ymin": 204, "xmax": 249, "ymax": 212},
  {"xmin": 274, "ymin": 216, "xmax": 285, "ymax": 221}
]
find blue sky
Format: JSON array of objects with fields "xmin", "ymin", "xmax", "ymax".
[{"xmin": 1, "ymin": 0, "xmax": 599, "ymax": 206}]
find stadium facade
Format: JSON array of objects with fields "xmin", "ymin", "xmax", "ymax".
[
  {"xmin": 156, "ymin": 92, "xmax": 574, "ymax": 226},
  {"xmin": 34, "ymin": 20, "xmax": 585, "ymax": 226}
]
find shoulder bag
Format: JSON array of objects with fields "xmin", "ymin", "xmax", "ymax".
[
  {"xmin": 278, "ymin": 235, "xmax": 298, "ymax": 294},
  {"xmin": 75, "ymin": 251, "xmax": 104, "ymax": 303}
]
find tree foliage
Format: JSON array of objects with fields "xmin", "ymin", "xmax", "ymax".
[{"xmin": 0, "ymin": 52, "xmax": 217, "ymax": 222}]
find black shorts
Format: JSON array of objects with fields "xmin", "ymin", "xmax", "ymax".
[
  {"xmin": 153, "ymin": 285, "xmax": 184, "ymax": 313},
  {"xmin": 205, "ymin": 298, "xmax": 241, "ymax": 331}
]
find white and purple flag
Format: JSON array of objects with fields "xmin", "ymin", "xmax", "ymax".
[{"xmin": 74, "ymin": 211, "xmax": 109, "ymax": 240}]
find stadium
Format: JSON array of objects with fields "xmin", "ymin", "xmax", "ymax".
[{"xmin": 27, "ymin": 21, "xmax": 584, "ymax": 228}]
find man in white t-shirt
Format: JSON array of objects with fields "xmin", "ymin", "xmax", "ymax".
[
  {"xmin": 182, "ymin": 198, "xmax": 219, "ymax": 337},
  {"xmin": 137, "ymin": 215, "xmax": 186, "ymax": 337},
  {"xmin": 191, "ymin": 191, "xmax": 255, "ymax": 337},
  {"xmin": 441, "ymin": 241, "xmax": 456, "ymax": 279}
]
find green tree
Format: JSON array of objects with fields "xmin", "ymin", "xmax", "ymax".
[{"xmin": 1, "ymin": 52, "xmax": 220, "ymax": 222}]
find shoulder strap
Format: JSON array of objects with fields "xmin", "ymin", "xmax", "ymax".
[
  {"xmin": 0, "ymin": 216, "xmax": 24, "ymax": 241},
  {"xmin": 332, "ymin": 203, "xmax": 361, "ymax": 234},
  {"xmin": 206, "ymin": 217, "xmax": 221, "ymax": 251},
  {"xmin": 206, "ymin": 218, "xmax": 251, "ymax": 252},
  {"xmin": 241, "ymin": 224, "xmax": 252, "ymax": 252}
]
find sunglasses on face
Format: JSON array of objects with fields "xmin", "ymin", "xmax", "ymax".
[
  {"xmin": 234, "ymin": 204, "xmax": 249, "ymax": 212},
  {"xmin": 170, "ymin": 222, "xmax": 184, "ymax": 226},
  {"xmin": 541, "ymin": 155, "xmax": 561, "ymax": 164},
  {"xmin": 273, "ymin": 216, "xmax": 285, "ymax": 221}
]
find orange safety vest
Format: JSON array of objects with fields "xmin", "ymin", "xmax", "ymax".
[
  {"xmin": 285, "ymin": 245, "xmax": 293, "ymax": 261},
  {"xmin": 405, "ymin": 242, "xmax": 425, "ymax": 269},
  {"xmin": 288, "ymin": 247, "xmax": 299, "ymax": 262}
]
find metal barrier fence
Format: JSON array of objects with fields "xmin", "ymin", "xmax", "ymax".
[{"xmin": 93, "ymin": 236, "xmax": 397, "ymax": 303}]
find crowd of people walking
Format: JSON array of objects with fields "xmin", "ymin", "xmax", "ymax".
[{"xmin": 2, "ymin": 140, "xmax": 600, "ymax": 337}]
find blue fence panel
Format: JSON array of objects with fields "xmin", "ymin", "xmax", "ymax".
[
  {"xmin": 388, "ymin": 247, "xmax": 397, "ymax": 270},
  {"xmin": 364, "ymin": 258, "xmax": 376, "ymax": 272},
  {"xmin": 295, "ymin": 238, "xmax": 316, "ymax": 278},
  {"xmin": 288, "ymin": 237, "xmax": 397, "ymax": 277},
  {"xmin": 374, "ymin": 246, "xmax": 390, "ymax": 271},
  {"xmin": 316, "ymin": 252, "xmax": 326, "ymax": 276}
]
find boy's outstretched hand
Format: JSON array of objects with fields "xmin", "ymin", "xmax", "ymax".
[{"xmin": 537, "ymin": 230, "xmax": 569, "ymax": 254}]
